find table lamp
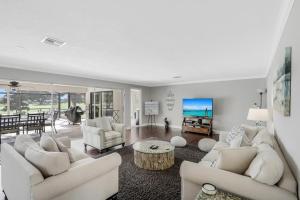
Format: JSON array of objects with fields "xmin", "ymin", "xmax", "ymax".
[{"xmin": 247, "ymin": 108, "xmax": 269, "ymax": 127}]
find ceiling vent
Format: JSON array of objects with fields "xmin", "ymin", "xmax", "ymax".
[{"xmin": 41, "ymin": 37, "xmax": 66, "ymax": 47}]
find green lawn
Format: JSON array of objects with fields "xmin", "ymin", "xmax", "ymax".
[{"xmin": 0, "ymin": 102, "xmax": 86, "ymax": 115}]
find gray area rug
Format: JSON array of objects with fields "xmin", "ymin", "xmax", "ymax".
[{"xmin": 97, "ymin": 145, "xmax": 206, "ymax": 200}]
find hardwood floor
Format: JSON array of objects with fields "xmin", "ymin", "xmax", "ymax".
[
  {"xmin": 125, "ymin": 126, "xmax": 218, "ymax": 145},
  {"xmin": 86, "ymin": 126, "xmax": 219, "ymax": 157}
]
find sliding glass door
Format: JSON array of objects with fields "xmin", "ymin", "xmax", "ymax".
[{"xmin": 89, "ymin": 91, "xmax": 113, "ymax": 119}]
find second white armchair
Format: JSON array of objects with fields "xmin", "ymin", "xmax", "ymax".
[{"xmin": 82, "ymin": 117, "xmax": 125, "ymax": 153}]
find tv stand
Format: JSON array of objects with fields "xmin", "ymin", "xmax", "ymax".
[{"xmin": 182, "ymin": 117, "xmax": 213, "ymax": 135}]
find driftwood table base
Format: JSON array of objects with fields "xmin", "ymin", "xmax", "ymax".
[
  {"xmin": 134, "ymin": 150, "xmax": 174, "ymax": 170},
  {"xmin": 133, "ymin": 140, "xmax": 175, "ymax": 170}
]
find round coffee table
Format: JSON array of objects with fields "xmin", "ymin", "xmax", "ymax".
[{"xmin": 133, "ymin": 140, "xmax": 175, "ymax": 170}]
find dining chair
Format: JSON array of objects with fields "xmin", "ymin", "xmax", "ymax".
[
  {"xmin": 25, "ymin": 113, "xmax": 45, "ymax": 136},
  {"xmin": 0, "ymin": 114, "xmax": 21, "ymax": 144}
]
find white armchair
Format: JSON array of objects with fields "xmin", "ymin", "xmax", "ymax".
[{"xmin": 82, "ymin": 117, "xmax": 125, "ymax": 152}]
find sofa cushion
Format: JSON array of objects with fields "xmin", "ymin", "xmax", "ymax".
[
  {"xmin": 245, "ymin": 144, "xmax": 284, "ymax": 185},
  {"xmin": 40, "ymin": 134, "xmax": 60, "ymax": 152},
  {"xmin": 104, "ymin": 131, "xmax": 122, "ymax": 141},
  {"xmin": 96, "ymin": 117, "xmax": 112, "ymax": 131},
  {"xmin": 25, "ymin": 144, "xmax": 70, "ymax": 177},
  {"xmin": 252, "ymin": 129, "xmax": 273, "ymax": 147},
  {"xmin": 216, "ymin": 147, "xmax": 257, "ymax": 174},
  {"xmin": 14, "ymin": 135, "xmax": 37, "ymax": 156}
]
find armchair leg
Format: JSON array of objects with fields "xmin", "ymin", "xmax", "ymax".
[
  {"xmin": 122, "ymin": 143, "xmax": 125, "ymax": 147},
  {"xmin": 84, "ymin": 144, "xmax": 87, "ymax": 151}
]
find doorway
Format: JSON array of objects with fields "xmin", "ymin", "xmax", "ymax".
[{"xmin": 130, "ymin": 89, "xmax": 142, "ymax": 127}]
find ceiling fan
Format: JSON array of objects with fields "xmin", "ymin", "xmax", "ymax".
[{"xmin": 0, "ymin": 81, "xmax": 22, "ymax": 91}]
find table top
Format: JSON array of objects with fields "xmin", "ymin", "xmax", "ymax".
[{"xmin": 133, "ymin": 140, "xmax": 174, "ymax": 154}]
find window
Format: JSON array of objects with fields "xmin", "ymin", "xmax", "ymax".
[
  {"xmin": 9, "ymin": 90, "xmax": 58, "ymax": 115},
  {"xmin": 0, "ymin": 88, "xmax": 7, "ymax": 115}
]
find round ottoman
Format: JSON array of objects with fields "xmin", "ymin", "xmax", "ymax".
[
  {"xmin": 198, "ymin": 138, "xmax": 217, "ymax": 152},
  {"xmin": 170, "ymin": 136, "xmax": 187, "ymax": 147}
]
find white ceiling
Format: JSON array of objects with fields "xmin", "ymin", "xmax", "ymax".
[{"xmin": 0, "ymin": 0, "xmax": 291, "ymax": 87}]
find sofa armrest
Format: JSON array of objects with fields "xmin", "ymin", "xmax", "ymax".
[
  {"xmin": 180, "ymin": 161, "xmax": 297, "ymax": 200},
  {"xmin": 111, "ymin": 123, "xmax": 124, "ymax": 134},
  {"xmin": 32, "ymin": 153, "xmax": 122, "ymax": 200}
]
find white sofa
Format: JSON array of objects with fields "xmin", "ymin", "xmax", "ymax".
[
  {"xmin": 180, "ymin": 129, "xmax": 298, "ymax": 200},
  {"xmin": 82, "ymin": 117, "xmax": 125, "ymax": 152},
  {"xmin": 1, "ymin": 140, "xmax": 122, "ymax": 200}
]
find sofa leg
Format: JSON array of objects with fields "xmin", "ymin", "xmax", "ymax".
[
  {"xmin": 84, "ymin": 144, "xmax": 87, "ymax": 151},
  {"xmin": 122, "ymin": 143, "xmax": 125, "ymax": 147}
]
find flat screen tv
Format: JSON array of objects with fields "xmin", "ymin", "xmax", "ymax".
[{"xmin": 183, "ymin": 98, "xmax": 213, "ymax": 118}]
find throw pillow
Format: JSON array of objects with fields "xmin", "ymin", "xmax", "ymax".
[
  {"xmin": 245, "ymin": 144, "xmax": 284, "ymax": 185},
  {"xmin": 96, "ymin": 117, "xmax": 112, "ymax": 131},
  {"xmin": 252, "ymin": 129, "xmax": 273, "ymax": 147},
  {"xmin": 14, "ymin": 135, "xmax": 37, "ymax": 156},
  {"xmin": 216, "ymin": 147, "xmax": 257, "ymax": 174},
  {"xmin": 40, "ymin": 133, "xmax": 60, "ymax": 152},
  {"xmin": 230, "ymin": 135, "xmax": 243, "ymax": 148},
  {"xmin": 241, "ymin": 124, "xmax": 259, "ymax": 141},
  {"xmin": 25, "ymin": 144, "xmax": 70, "ymax": 177},
  {"xmin": 56, "ymin": 136, "xmax": 71, "ymax": 148},
  {"xmin": 225, "ymin": 126, "xmax": 245, "ymax": 145},
  {"xmin": 54, "ymin": 138, "xmax": 87, "ymax": 163}
]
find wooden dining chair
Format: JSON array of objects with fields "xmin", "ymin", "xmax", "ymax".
[
  {"xmin": 25, "ymin": 113, "xmax": 45, "ymax": 136},
  {"xmin": 0, "ymin": 114, "xmax": 21, "ymax": 144}
]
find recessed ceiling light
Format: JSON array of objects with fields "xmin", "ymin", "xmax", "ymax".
[
  {"xmin": 172, "ymin": 75, "xmax": 182, "ymax": 79},
  {"xmin": 41, "ymin": 36, "xmax": 66, "ymax": 47}
]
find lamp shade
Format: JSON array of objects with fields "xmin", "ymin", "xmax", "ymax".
[{"xmin": 247, "ymin": 108, "xmax": 269, "ymax": 121}]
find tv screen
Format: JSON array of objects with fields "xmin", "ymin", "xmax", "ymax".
[{"xmin": 183, "ymin": 98, "xmax": 213, "ymax": 118}]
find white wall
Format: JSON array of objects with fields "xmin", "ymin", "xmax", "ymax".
[
  {"xmin": 0, "ymin": 66, "xmax": 151, "ymax": 127},
  {"xmin": 266, "ymin": 0, "xmax": 300, "ymax": 196},
  {"xmin": 149, "ymin": 78, "xmax": 266, "ymax": 131}
]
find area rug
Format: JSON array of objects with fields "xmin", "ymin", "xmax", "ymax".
[{"xmin": 97, "ymin": 145, "xmax": 206, "ymax": 200}]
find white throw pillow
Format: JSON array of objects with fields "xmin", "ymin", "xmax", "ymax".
[
  {"xmin": 252, "ymin": 129, "xmax": 273, "ymax": 147},
  {"xmin": 230, "ymin": 135, "xmax": 243, "ymax": 148},
  {"xmin": 55, "ymin": 139, "xmax": 87, "ymax": 163},
  {"xmin": 226, "ymin": 126, "xmax": 245, "ymax": 144},
  {"xmin": 241, "ymin": 124, "xmax": 259, "ymax": 141},
  {"xmin": 216, "ymin": 147, "xmax": 257, "ymax": 174},
  {"xmin": 96, "ymin": 117, "xmax": 112, "ymax": 131},
  {"xmin": 40, "ymin": 134, "xmax": 60, "ymax": 152},
  {"xmin": 14, "ymin": 135, "xmax": 37, "ymax": 156},
  {"xmin": 25, "ymin": 144, "xmax": 70, "ymax": 177},
  {"xmin": 245, "ymin": 144, "xmax": 284, "ymax": 185}
]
